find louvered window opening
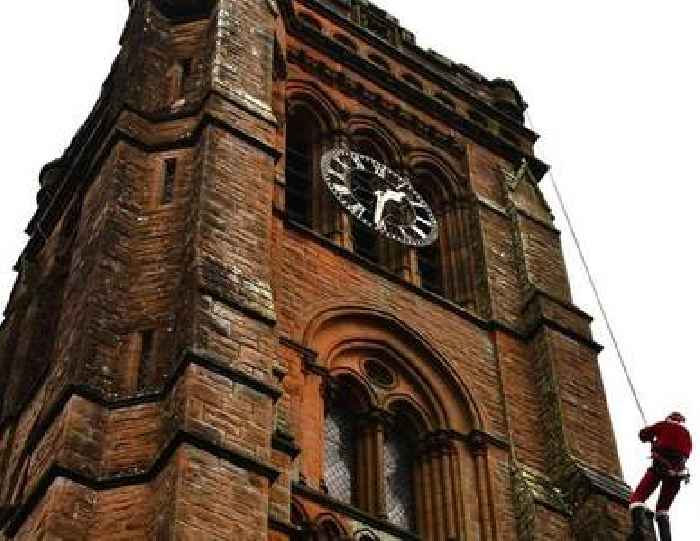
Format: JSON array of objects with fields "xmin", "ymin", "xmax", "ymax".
[
  {"xmin": 285, "ymin": 144, "xmax": 313, "ymax": 227},
  {"xmin": 418, "ymin": 242, "xmax": 443, "ymax": 296}
]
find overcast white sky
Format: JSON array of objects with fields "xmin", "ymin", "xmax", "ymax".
[{"xmin": 0, "ymin": 1, "xmax": 697, "ymax": 536}]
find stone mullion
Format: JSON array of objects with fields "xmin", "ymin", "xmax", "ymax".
[
  {"xmin": 374, "ymin": 418, "xmax": 387, "ymax": 519},
  {"xmin": 320, "ymin": 131, "xmax": 348, "ymax": 246},
  {"xmin": 419, "ymin": 449, "xmax": 435, "ymax": 541},
  {"xmin": 412, "ymin": 460, "xmax": 426, "ymax": 538},
  {"xmin": 441, "ymin": 445, "xmax": 457, "ymax": 540},
  {"xmin": 355, "ymin": 419, "xmax": 369, "ymax": 510},
  {"xmin": 429, "ymin": 440, "xmax": 445, "ymax": 541},
  {"xmin": 392, "ymin": 166, "xmax": 415, "ymax": 283},
  {"xmin": 407, "ymin": 248, "xmax": 420, "ymax": 288},
  {"xmin": 450, "ymin": 444, "xmax": 468, "ymax": 541},
  {"xmin": 390, "ymin": 241, "xmax": 413, "ymax": 282},
  {"xmin": 452, "ymin": 203, "xmax": 475, "ymax": 307},
  {"xmin": 468, "ymin": 435, "xmax": 497, "ymax": 541},
  {"xmin": 357, "ymin": 414, "xmax": 383, "ymax": 514}
]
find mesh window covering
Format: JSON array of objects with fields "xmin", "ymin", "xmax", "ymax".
[
  {"xmin": 324, "ymin": 406, "xmax": 356, "ymax": 504},
  {"xmin": 384, "ymin": 422, "xmax": 417, "ymax": 531}
]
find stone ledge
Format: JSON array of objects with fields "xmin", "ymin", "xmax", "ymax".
[
  {"xmin": 271, "ymin": 429, "xmax": 302, "ymax": 459},
  {"xmin": 3, "ymin": 429, "xmax": 280, "ymax": 536},
  {"xmin": 4, "ymin": 346, "xmax": 283, "ymax": 469},
  {"xmin": 292, "ymin": 482, "xmax": 420, "ymax": 541}
]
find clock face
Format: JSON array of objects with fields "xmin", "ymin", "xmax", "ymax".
[{"xmin": 321, "ymin": 148, "xmax": 438, "ymax": 247}]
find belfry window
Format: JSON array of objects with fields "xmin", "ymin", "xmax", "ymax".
[
  {"xmin": 285, "ymin": 109, "xmax": 315, "ymax": 228},
  {"xmin": 417, "ymin": 239, "xmax": 443, "ymax": 296},
  {"xmin": 413, "ymin": 175, "xmax": 446, "ymax": 298}
]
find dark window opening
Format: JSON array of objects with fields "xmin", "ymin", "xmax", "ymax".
[
  {"xmin": 352, "ymin": 223, "xmax": 379, "ymax": 264},
  {"xmin": 162, "ymin": 158, "xmax": 177, "ymax": 204},
  {"xmin": 418, "ymin": 242, "xmax": 443, "ymax": 296},
  {"xmin": 181, "ymin": 58, "xmax": 192, "ymax": 78},
  {"xmin": 177, "ymin": 58, "xmax": 193, "ymax": 100},
  {"xmin": 285, "ymin": 110, "xmax": 315, "ymax": 228}
]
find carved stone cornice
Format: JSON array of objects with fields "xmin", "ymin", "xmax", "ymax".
[{"xmin": 288, "ymin": 47, "xmax": 464, "ymax": 158}]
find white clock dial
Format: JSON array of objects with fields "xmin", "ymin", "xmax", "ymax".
[{"xmin": 321, "ymin": 148, "xmax": 438, "ymax": 247}]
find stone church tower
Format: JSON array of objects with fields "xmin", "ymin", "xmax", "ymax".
[{"xmin": 0, "ymin": 0, "xmax": 641, "ymax": 539}]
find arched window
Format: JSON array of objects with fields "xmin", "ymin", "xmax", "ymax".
[
  {"xmin": 412, "ymin": 170, "xmax": 449, "ymax": 298},
  {"xmin": 324, "ymin": 395, "xmax": 358, "ymax": 505},
  {"xmin": 286, "ymin": 108, "xmax": 317, "ymax": 228},
  {"xmin": 384, "ymin": 418, "xmax": 418, "ymax": 531}
]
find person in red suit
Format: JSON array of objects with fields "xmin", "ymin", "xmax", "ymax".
[{"xmin": 629, "ymin": 412, "xmax": 692, "ymax": 541}]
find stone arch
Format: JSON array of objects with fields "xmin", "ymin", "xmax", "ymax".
[
  {"xmin": 291, "ymin": 498, "xmax": 311, "ymax": 529},
  {"xmin": 353, "ymin": 529, "xmax": 379, "ymax": 541},
  {"xmin": 296, "ymin": 301, "xmax": 493, "ymax": 539},
  {"xmin": 383, "ymin": 394, "xmax": 433, "ymax": 437},
  {"xmin": 286, "ymin": 79, "xmax": 343, "ymax": 136},
  {"xmin": 346, "ymin": 115, "xmax": 403, "ymax": 169},
  {"xmin": 406, "ymin": 148, "xmax": 467, "ymax": 204},
  {"xmin": 285, "ymin": 80, "xmax": 345, "ymax": 239},
  {"xmin": 326, "ymin": 368, "xmax": 377, "ymax": 413},
  {"xmin": 313, "ymin": 513, "xmax": 348, "ymax": 541},
  {"xmin": 299, "ymin": 301, "xmax": 484, "ymax": 433},
  {"xmin": 407, "ymin": 149, "xmax": 474, "ymax": 305}
]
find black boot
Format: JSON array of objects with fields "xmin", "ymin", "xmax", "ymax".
[
  {"xmin": 628, "ymin": 506, "xmax": 647, "ymax": 541},
  {"xmin": 657, "ymin": 513, "xmax": 671, "ymax": 541}
]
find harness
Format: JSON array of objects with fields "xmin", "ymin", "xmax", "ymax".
[{"xmin": 652, "ymin": 450, "xmax": 691, "ymax": 484}]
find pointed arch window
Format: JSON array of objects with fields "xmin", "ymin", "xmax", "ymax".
[{"xmin": 413, "ymin": 177, "xmax": 445, "ymax": 296}]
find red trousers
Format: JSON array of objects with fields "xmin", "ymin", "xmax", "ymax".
[{"xmin": 630, "ymin": 460, "xmax": 683, "ymax": 513}]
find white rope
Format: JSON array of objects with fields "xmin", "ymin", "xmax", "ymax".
[{"xmin": 525, "ymin": 110, "xmax": 648, "ymax": 426}]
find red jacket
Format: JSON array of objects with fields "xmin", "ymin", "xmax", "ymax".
[{"xmin": 640, "ymin": 421, "xmax": 693, "ymax": 459}]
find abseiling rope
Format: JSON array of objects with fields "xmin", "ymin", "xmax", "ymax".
[{"xmin": 525, "ymin": 111, "xmax": 648, "ymax": 426}]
